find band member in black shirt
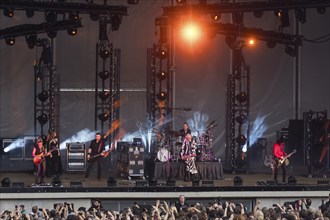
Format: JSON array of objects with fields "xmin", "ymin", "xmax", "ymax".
[
  {"xmin": 179, "ymin": 122, "xmax": 191, "ymax": 142},
  {"xmin": 46, "ymin": 131, "xmax": 62, "ymax": 177},
  {"xmin": 85, "ymin": 132, "xmax": 108, "ymax": 180}
]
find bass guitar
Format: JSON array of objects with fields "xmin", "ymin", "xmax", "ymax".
[
  {"xmin": 88, "ymin": 147, "xmax": 114, "ymax": 162},
  {"xmin": 275, "ymin": 150, "xmax": 296, "ymax": 167},
  {"xmin": 33, "ymin": 149, "xmax": 56, "ymax": 165}
]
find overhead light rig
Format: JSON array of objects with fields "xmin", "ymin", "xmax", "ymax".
[{"xmin": 163, "ymin": 1, "xmax": 329, "ymax": 16}]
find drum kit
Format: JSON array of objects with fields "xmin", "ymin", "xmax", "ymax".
[{"xmin": 154, "ymin": 121, "xmax": 217, "ymax": 162}]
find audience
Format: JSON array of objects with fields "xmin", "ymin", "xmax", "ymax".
[{"xmin": 1, "ymin": 195, "xmax": 330, "ymax": 220}]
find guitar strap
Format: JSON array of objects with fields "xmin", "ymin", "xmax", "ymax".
[{"xmin": 97, "ymin": 137, "xmax": 105, "ymax": 153}]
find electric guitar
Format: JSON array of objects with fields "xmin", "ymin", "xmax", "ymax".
[
  {"xmin": 275, "ymin": 150, "xmax": 296, "ymax": 167},
  {"xmin": 33, "ymin": 149, "xmax": 56, "ymax": 165},
  {"xmin": 88, "ymin": 147, "xmax": 114, "ymax": 162}
]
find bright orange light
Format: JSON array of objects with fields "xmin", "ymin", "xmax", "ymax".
[
  {"xmin": 181, "ymin": 23, "xmax": 201, "ymax": 43},
  {"xmin": 247, "ymin": 38, "xmax": 255, "ymax": 46}
]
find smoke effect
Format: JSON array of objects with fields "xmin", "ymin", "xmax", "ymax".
[
  {"xmin": 249, "ymin": 114, "xmax": 268, "ymax": 146},
  {"xmin": 187, "ymin": 111, "xmax": 210, "ymax": 136},
  {"xmin": 4, "ymin": 139, "xmax": 25, "ymax": 152},
  {"xmin": 60, "ymin": 129, "xmax": 99, "ymax": 150}
]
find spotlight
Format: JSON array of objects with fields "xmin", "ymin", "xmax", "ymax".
[
  {"xmin": 157, "ymin": 92, "xmax": 167, "ymax": 101},
  {"xmin": 25, "ymin": 34, "xmax": 37, "ymax": 49},
  {"xmin": 36, "ymin": 70, "xmax": 43, "ymax": 82},
  {"xmin": 37, "ymin": 113, "xmax": 48, "ymax": 125},
  {"xmin": 3, "ymin": 8, "xmax": 14, "ymax": 17},
  {"xmin": 148, "ymin": 178, "xmax": 157, "ymax": 187},
  {"xmin": 67, "ymin": 27, "xmax": 77, "ymax": 36},
  {"xmin": 90, "ymin": 13, "xmax": 99, "ymax": 22},
  {"xmin": 99, "ymin": 71, "xmax": 110, "ymax": 80},
  {"xmin": 26, "ymin": 9, "xmax": 34, "ymax": 18},
  {"xmin": 236, "ymin": 92, "xmax": 248, "ymax": 103},
  {"xmin": 317, "ymin": 7, "xmax": 326, "ymax": 14},
  {"xmin": 110, "ymin": 15, "xmax": 122, "ymax": 31},
  {"xmin": 5, "ymin": 37, "xmax": 15, "ymax": 46},
  {"xmin": 253, "ymin": 10, "xmax": 263, "ymax": 18},
  {"xmin": 267, "ymin": 41, "xmax": 276, "ymax": 48},
  {"xmin": 235, "ymin": 135, "xmax": 247, "ymax": 145},
  {"xmin": 295, "ymin": 8, "xmax": 306, "ymax": 23},
  {"xmin": 157, "ymin": 71, "xmax": 167, "ymax": 80},
  {"xmin": 275, "ymin": 10, "xmax": 290, "ymax": 28},
  {"xmin": 285, "ymin": 45, "xmax": 297, "ymax": 57},
  {"xmin": 176, "ymin": 0, "xmax": 187, "ymax": 4},
  {"xmin": 69, "ymin": 12, "xmax": 79, "ymax": 21},
  {"xmin": 1, "ymin": 177, "xmax": 11, "ymax": 187},
  {"xmin": 235, "ymin": 113, "xmax": 247, "ymax": 124},
  {"xmin": 47, "ymin": 31, "xmax": 57, "ymax": 39},
  {"xmin": 156, "ymin": 47, "xmax": 167, "ymax": 59},
  {"xmin": 99, "ymin": 48, "xmax": 110, "ymax": 59},
  {"xmin": 98, "ymin": 112, "xmax": 109, "ymax": 122},
  {"xmin": 107, "ymin": 176, "xmax": 117, "ymax": 187},
  {"xmin": 98, "ymin": 91, "xmax": 110, "ymax": 101},
  {"xmin": 210, "ymin": 14, "xmax": 221, "ymax": 21},
  {"xmin": 46, "ymin": 11, "xmax": 57, "ymax": 23},
  {"xmin": 52, "ymin": 176, "xmax": 62, "ymax": 187},
  {"xmin": 288, "ymin": 176, "xmax": 297, "ymax": 185},
  {"xmin": 233, "ymin": 176, "xmax": 243, "ymax": 186},
  {"xmin": 225, "ymin": 35, "xmax": 237, "ymax": 49},
  {"xmin": 247, "ymin": 38, "xmax": 255, "ymax": 46},
  {"xmin": 181, "ymin": 22, "xmax": 201, "ymax": 43},
  {"xmin": 38, "ymin": 90, "xmax": 49, "ymax": 102}
]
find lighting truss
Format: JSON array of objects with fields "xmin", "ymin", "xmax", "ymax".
[
  {"xmin": 0, "ymin": 1, "xmax": 128, "ymax": 16},
  {"xmin": 0, "ymin": 19, "xmax": 82, "ymax": 39},
  {"xmin": 163, "ymin": 0, "xmax": 330, "ymax": 16}
]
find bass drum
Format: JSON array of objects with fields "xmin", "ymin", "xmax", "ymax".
[{"xmin": 156, "ymin": 148, "xmax": 171, "ymax": 162}]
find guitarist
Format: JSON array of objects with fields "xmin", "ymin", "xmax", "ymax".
[
  {"xmin": 85, "ymin": 132, "xmax": 109, "ymax": 180},
  {"xmin": 273, "ymin": 137, "xmax": 289, "ymax": 183},
  {"xmin": 32, "ymin": 138, "xmax": 49, "ymax": 184}
]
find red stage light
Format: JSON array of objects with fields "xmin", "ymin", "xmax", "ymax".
[{"xmin": 181, "ymin": 22, "xmax": 201, "ymax": 43}]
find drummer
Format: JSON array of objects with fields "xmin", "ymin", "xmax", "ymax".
[{"xmin": 179, "ymin": 122, "xmax": 191, "ymax": 142}]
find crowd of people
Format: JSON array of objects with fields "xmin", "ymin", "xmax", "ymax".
[{"xmin": 1, "ymin": 194, "xmax": 330, "ymax": 220}]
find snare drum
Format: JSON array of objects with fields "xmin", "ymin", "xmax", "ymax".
[{"xmin": 156, "ymin": 148, "xmax": 171, "ymax": 162}]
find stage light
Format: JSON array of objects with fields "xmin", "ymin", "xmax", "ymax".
[
  {"xmin": 210, "ymin": 14, "xmax": 221, "ymax": 21},
  {"xmin": 3, "ymin": 8, "xmax": 14, "ymax": 17},
  {"xmin": 110, "ymin": 15, "xmax": 122, "ymax": 31},
  {"xmin": 107, "ymin": 176, "xmax": 117, "ymax": 187},
  {"xmin": 295, "ymin": 8, "xmax": 306, "ymax": 23},
  {"xmin": 157, "ymin": 71, "xmax": 167, "ymax": 80},
  {"xmin": 157, "ymin": 92, "xmax": 167, "ymax": 101},
  {"xmin": 1, "ymin": 177, "xmax": 11, "ymax": 187},
  {"xmin": 181, "ymin": 22, "xmax": 201, "ymax": 43},
  {"xmin": 253, "ymin": 10, "xmax": 263, "ymax": 18},
  {"xmin": 26, "ymin": 9, "xmax": 34, "ymax": 18},
  {"xmin": 98, "ymin": 112, "xmax": 109, "ymax": 122},
  {"xmin": 233, "ymin": 176, "xmax": 243, "ymax": 186},
  {"xmin": 275, "ymin": 10, "xmax": 290, "ymax": 28},
  {"xmin": 46, "ymin": 11, "xmax": 57, "ymax": 23},
  {"xmin": 235, "ymin": 135, "xmax": 247, "ymax": 145},
  {"xmin": 98, "ymin": 91, "xmax": 110, "ymax": 101},
  {"xmin": 267, "ymin": 41, "xmax": 276, "ymax": 48},
  {"xmin": 47, "ymin": 31, "xmax": 57, "ymax": 39},
  {"xmin": 38, "ymin": 90, "xmax": 49, "ymax": 102},
  {"xmin": 36, "ymin": 70, "xmax": 43, "ymax": 82},
  {"xmin": 317, "ymin": 7, "xmax": 326, "ymax": 14},
  {"xmin": 99, "ymin": 71, "xmax": 110, "ymax": 80},
  {"xmin": 25, "ymin": 34, "xmax": 37, "ymax": 49},
  {"xmin": 236, "ymin": 113, "xmax": 247, "ymax": 124},
  {"xmin": 37, "ymin": 113, "xmax": 48, "ymax": 125},
  {"xmin": 52, "ymin": 176, "xmax": 62, "ymax": 187},
  {"xmin": 99, "ymin": 48, "xmax": 110, "ymax": 59},
  {"xmin": 5, "ymin": 37, "xmax": 15, "ymax": 46},
  {"xmin": 236, "ymin": 92, "xmax": 248, "ymax": 103},
  {"xmin": 288, "ymin": 176, "xmax": 297, "ymax": 185},
  {"xmin": 90, "ymin": 13, "xmax": 99, "ymax": 22},
  {"xmin": 69, "ymin": 12, "xmax": 79, "ymax": 21},
  {"xmin": 67, "ymin": 27, "xmax": 77, "ymax": 36},
  {"xmin": 285, "ymin": 45, "xmax": 297, "ymax": 57},
  {"xmin": 225, "ymin": 34, "xmax": 237, "ymax": 49},
  {"xmin": 156, "ymin": 47, "xmax": 167, "ymax": 59},
  {"xmin": 247, "ymin": 38, "xmax": 255, "ymax": 46}
]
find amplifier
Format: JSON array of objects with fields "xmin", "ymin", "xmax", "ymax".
[{"xmin": 67, "ymin": 143, "xmax": 85, "ymax": 152}]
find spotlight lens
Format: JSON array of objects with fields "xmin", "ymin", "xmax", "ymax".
[
  {"xmin": 248, "ymin": 38, "xmax": 255, "ymax": 46},
  {"xmin": 181, "ymin": 23, "xmax": 201, "ymax": 43}
]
